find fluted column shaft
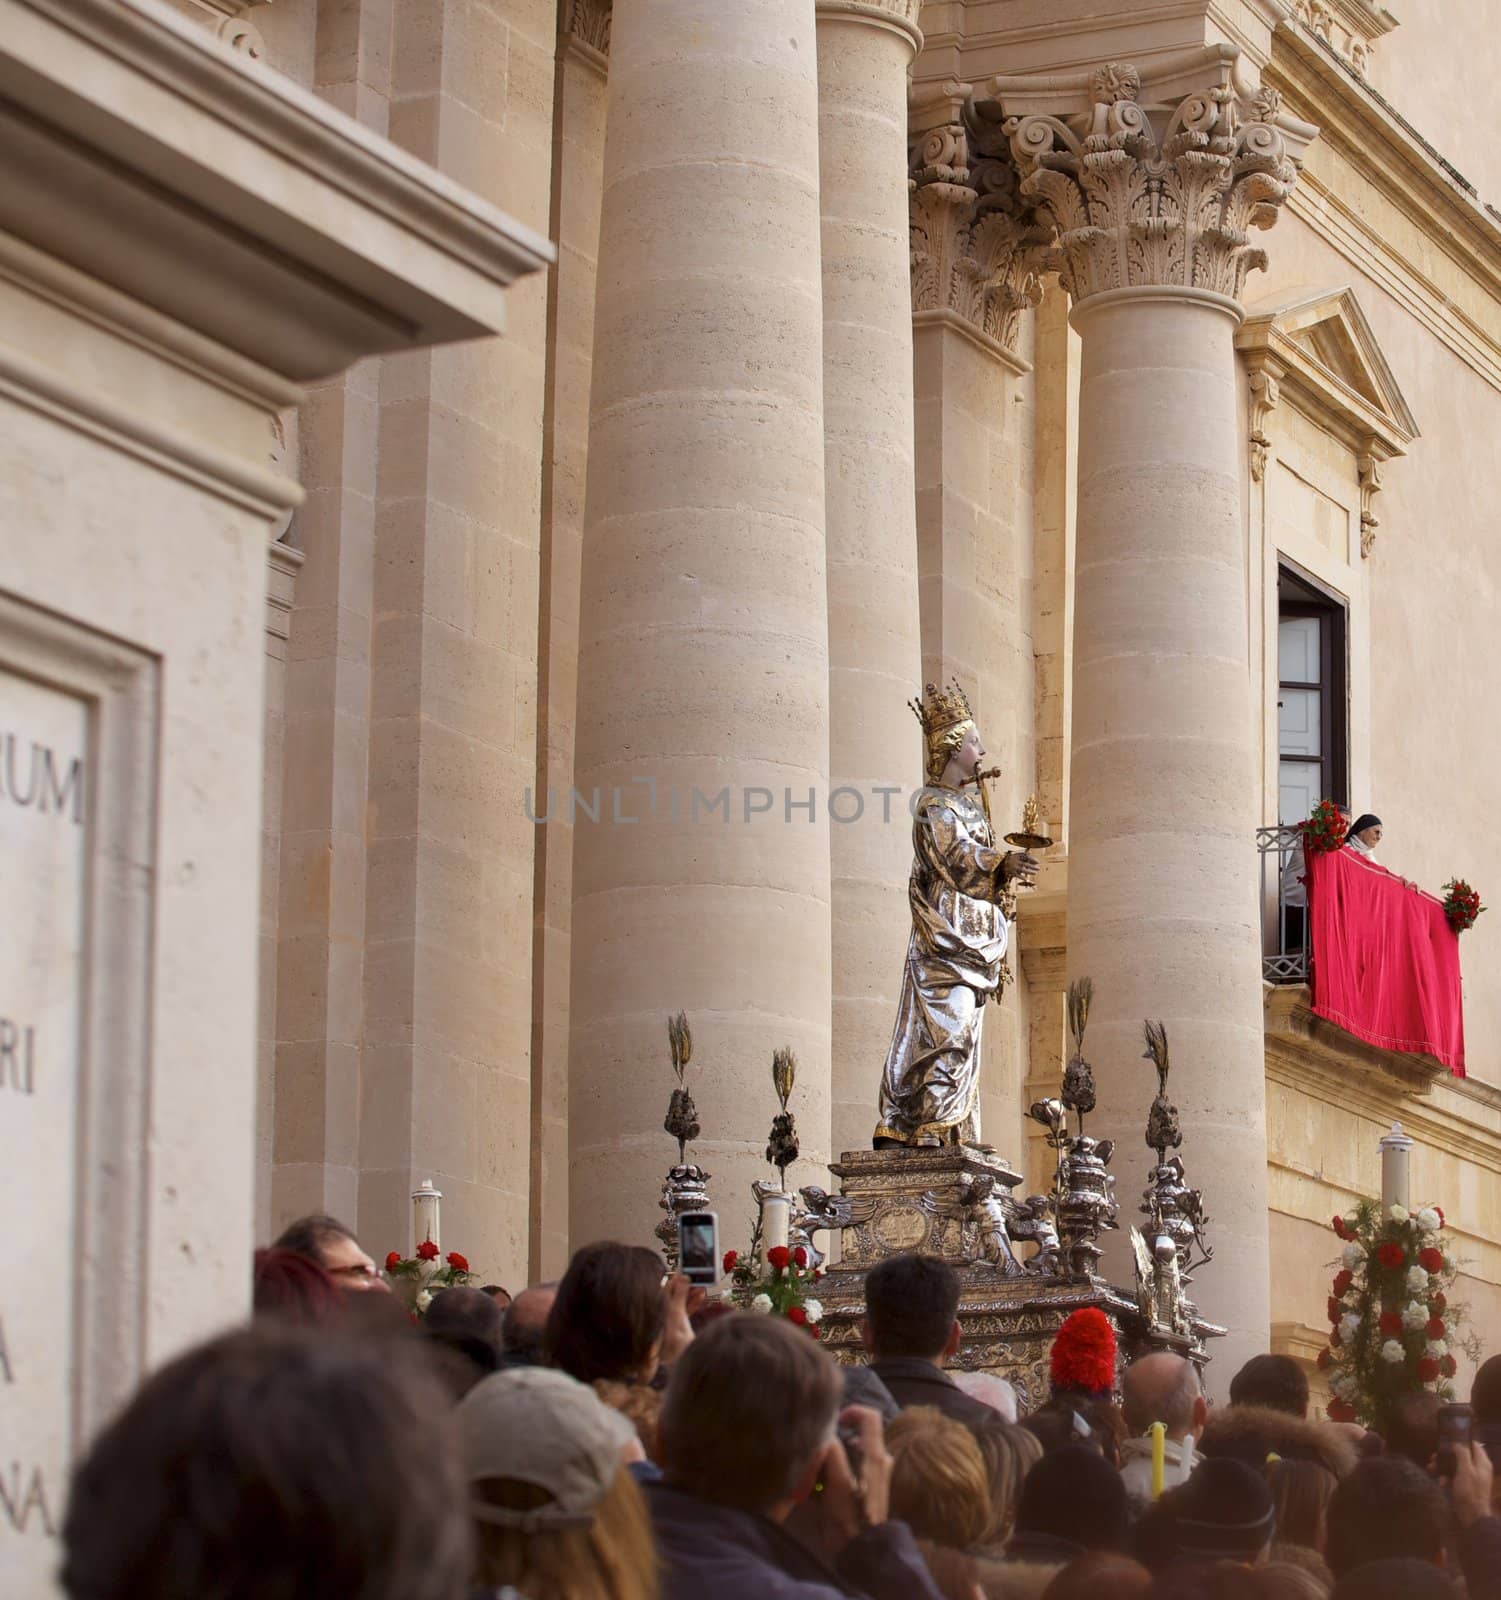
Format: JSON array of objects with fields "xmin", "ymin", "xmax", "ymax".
[
  {"xmin": 815, "ymin": 0, "xmax": 924, "ymax": 1157},
  {"xmin": 994, "ymin": 59, "xmax": 1316, "ymax": 1383},
  {"xmin": 568, "ymin": 0, "xmax": 832, "ymax": 1249}
]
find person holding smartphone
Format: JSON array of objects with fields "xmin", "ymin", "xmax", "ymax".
[{"xmin": 647, "ymin": 1314, "xmax": 945, "ymax": 1600}]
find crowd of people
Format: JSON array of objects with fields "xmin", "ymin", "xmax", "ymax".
[{"xmin": 58, "ymin": 1219, "xmax": 1501, "ymax": 1600}]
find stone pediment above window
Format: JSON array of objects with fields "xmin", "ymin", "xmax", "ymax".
[{"xmin": 1237, "ymin": 286, "xmax": 1419, "ymax": 556}]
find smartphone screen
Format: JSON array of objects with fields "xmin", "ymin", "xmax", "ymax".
[
  {"xmin": 1437, "ymin": 1403, "xmax": 1473, "ymax": 1476},
  {"xmin": 678, "ymin": 1212, "xmax": 718, "ymax": 1278}
]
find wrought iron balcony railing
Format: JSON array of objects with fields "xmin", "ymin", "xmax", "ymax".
[{"xmin": 1258, "ymin": 824, "xmax": 1308, "ymax": 985}]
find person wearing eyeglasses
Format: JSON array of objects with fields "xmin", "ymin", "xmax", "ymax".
[{"xmin": 271, "ymin": 1213, "xmax": 391, "ymax": 1293}]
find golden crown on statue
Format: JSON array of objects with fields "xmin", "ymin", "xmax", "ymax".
[{"xmin": 908, "ymin": 679, "xmax": 975, "ymax": 740}]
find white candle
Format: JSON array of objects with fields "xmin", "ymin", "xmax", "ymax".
[
  {"xmin": 412, "ymin": 1177, "xmax": 443, "ymax": 1254},
  {"xmin": 1378, "ymin": 1123, "xmax": 1413, "ymax": 1212},
  {"xmin": 760, "ymin": 1189, "xmax": 790, "ymax": 1254}
]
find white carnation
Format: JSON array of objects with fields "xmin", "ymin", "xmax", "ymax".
[
  {"xmin": 1407, "ymin": 1265, "xmax": 1432, "ymax": 1293},
  {"xmin": 1427, "ymin": 1340, "xmax": 1447, "ymax": 1360},
  {"xmin": 1341, "ymin": 1243, "xmax": 1365, "ymax": 1271},
  {"xmin": 416, "ymin": 1288, "xmax": 433, "ymax": 1311},
  {"xmin": 750, "ymin": 1293, "xmax": 773, "ymax": 1315},
  {"xmin": 1417, "ymin": 1207, "xmax": 1442, "ymax": 1234},
  {"xmin": 1380, "ymin": 1339, "xmax": 1406, "ymax": 1364},
  {"xmin": 1331, "ymin": 1374, "xmax": 1355, "ymax": 1401},
  {"xmin": 1402, "ymin": 1301, "xmax": 1429, "ymax": 1331},
  {"xmin": 803, "ymin": 1298, "xmax": 823, "ymax": 1325},
  {"xmin": 1340, "ymin": 1313, "xmax": 1362, "ymax": 1341},
  {"xmin": 1389, "ymin": 1204, "xmax": 1410, "ymax": 1223}
]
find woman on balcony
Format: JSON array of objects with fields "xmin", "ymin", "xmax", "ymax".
[{"xmin": 1346, "ymin": 814, "xmax": 1383, "ymax": 858}]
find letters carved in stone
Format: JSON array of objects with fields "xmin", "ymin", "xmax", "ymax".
[
  {"xmin": 985, "ymin": 58, "xmax": 1317, "ymax": 307},
  {"xmin": 909, "ymin": 115, "xmax": 1049, "ymax": 361}
]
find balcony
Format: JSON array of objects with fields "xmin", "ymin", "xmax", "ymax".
[{"xmin": 1258, "ymin": 824, "xmax": 1309, "ymax": 984}]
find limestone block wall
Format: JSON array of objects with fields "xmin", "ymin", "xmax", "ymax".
[
  {"xmin": 254, "ymin": 0, "xmax": 557, "ymax": 1288},
  {"xmin": 1255, "ymin": 21, "xmax": 1501, "ymax": 1378},
  {"xmin": 529, "ymin": 6, "xmax": 610, "ymax": 1278}
]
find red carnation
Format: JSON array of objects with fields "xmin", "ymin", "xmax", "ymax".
[
  {"xmin": 1330, "ymin": 1327, "xmax": 1342, "ymax": 1347},
  {"xmin": 767, "ymin": 1245, "xmax": 791, "ymax": 1271},
  {"xmin": 1377, "ymin": 1243, "xmax": 1405, "ymax": 1270},
  {"xmin": 1379, "ymin": 1311, "xmax": 1403, "ymax": 1336},
  {"xmin": 793, "ymin": 1246, "xmax": 808, "ymax": 1268},
  {"xmin": 1332, "ymin": 1216, "xmax": 1350, "ymax": 1240},
  {"xmin": 1316, "ymin": 1348, "xmax": 1332, "ymax": 1370},
  {"xmin": 385, "ymin": 1251, "xmax": 402, "ymax": 1271},
  {"xmin": 1049, "ymin": 1307, "xmax": 1117, "ymax": 1396},
  {"xmin": 446, "ymin": 1251, "xmax": 469, "ymax": 1272},
  {"xmin": 1417, "ymin": 1247, "xmax": 1444, "ymax": 1274},
  {"xmin": 1332, "ymin": 1270, "xmax": 1354, "ymax": 1296},
  {"xmin": 1440, "ymin": 1354, "xmax": 1458, "ymax": 1378},
  {"xmin": 1426, "ymin": 1317, "xmax": 1446, "ymax": 1340},
  {"xmin": 809, "ymin": 1324, "xmax": 822, "ymax": 1340},
  {"xmin": 1435, "ymin": 1208, "xmax": 1445, "ymax": 1227},
  {"xmin": 787, "ymin": 1305, "xmax": 808, "ymax": 1326},
  {"xmin": 812, "ymin": 1269, "xmax": 823, "ymax": 1282},
  {"xmin": 416, "ymin": 1239, "xmax": 440, "ymax": 1261},
  {"xmin": 1327, "ymin": 1398, "xmax": 1356, "ymax": 1423},
  {"xmin": 723, "ymin": 1250, "xmax": 738, "ymax": 1274},
  {"xmin": 1430, "ymin": 1291, "xmax": 1447, "ymax": 1314},
  {"xmin": 1328, "ymin": 1297, "xmax": 1344, "ymax": 1324},
  {"xmin": 1417, "ymin": 1357, "xmax": 1440, "ymax": 1383}
]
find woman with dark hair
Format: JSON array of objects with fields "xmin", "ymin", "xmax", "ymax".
[
  {"xmin": 546, "ymin": 1242, "xmax": 693, "ymax": 1387},
  {"xmin": 61, "ymin": 1323, "xmax": 469, "ymax": 1600},
  {"xmin": 252, "ymin": 1246, "xmax": 345, "ymax": 1326}
]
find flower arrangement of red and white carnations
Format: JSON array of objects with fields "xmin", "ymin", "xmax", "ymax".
[
  {"xmin": 383, "ymin": 1239, "xmax": 475, "ymax": 1315},
  {"xmin": 1299, "ymin": 799, "xmax": 1348, "ymax": 855},
  {"xmin": 722, "ymin": 1244, "xmax": 825, "ymax": 1338},
  {"xmin": 1319, "ymin": 1197, "xmax": 1476, "ymax": 1431},
  {"xmin": 1440, "ymin": 879, "xmax": 1485, "ymax": 934}
]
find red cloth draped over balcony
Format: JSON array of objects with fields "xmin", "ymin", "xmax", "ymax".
[{"xmin": 1306, "ymin": 846, "xmax": 1465, "ymax": 1076}]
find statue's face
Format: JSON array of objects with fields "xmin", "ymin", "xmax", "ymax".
[{"xmin": 955, "ymin": 723, "xmax": 986, "ymax": 774}]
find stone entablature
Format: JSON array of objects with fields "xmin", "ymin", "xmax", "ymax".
[
  {"xmin": 977, "ymin": 46, "xmax": 1317, "ymax": 307},
  {"xmin": 1291, "ymin": 0, "xmax": 1398, "ymax": 80}
]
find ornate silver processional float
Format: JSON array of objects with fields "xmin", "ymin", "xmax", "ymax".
[{"xmin": 653, "ymin": 680, "xmax": 1223, "ymax": 1399}]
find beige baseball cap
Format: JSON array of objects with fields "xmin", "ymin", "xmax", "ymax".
[{"xmin": 456, "ymin": 1367, "xmax": 636, "ymax": 1531}]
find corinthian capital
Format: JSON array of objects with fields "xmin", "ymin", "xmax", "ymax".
[
  {"xmin": 909, "ymin": 109, "xmax": 1049, "ymax": 363},
  {"xmin": 981, "ymin": 48, "xmax": 1318, "ymax": 306}
]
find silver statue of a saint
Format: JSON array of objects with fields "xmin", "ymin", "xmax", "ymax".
[{"xmin": 873, "ymin": 682, "xmax": 1036, "ymax": 1149}]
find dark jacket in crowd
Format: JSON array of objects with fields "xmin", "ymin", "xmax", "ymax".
[
  {"xmin": 867, "ymin": 1357, "xmax": 996, "ymax": 1431},
  {"xmin": 647, "ymin": 1481, "xmax": 946, "ymax": 1600},
  {"xmin": 1459, "ymin": 1514, "xmax": 1501, "ymax": 1600}
]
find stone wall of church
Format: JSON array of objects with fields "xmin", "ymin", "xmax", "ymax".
[{"xmin": 242, "ymin": 0, "xmax": 558, "ymax": 1289}]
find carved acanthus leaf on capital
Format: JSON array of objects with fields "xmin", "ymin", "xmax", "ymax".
[
  {"xmin": 984, "ymin": 57, "xmax": 1317, "ymax": 306},
  {"xmin": 909, "ymin": 113, "xmax": 1048, "ymax": 359},
  {"xmin": 566, "ymin": 0, "xmax": 611, "ymax": 55}
]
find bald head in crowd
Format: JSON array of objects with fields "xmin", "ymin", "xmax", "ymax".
[
  {"xmin": 500, "ymin": 1283, "xmax": 557, "ymax": 1367},
  {"xmin": 1122, "ymin": 1353, "xmax": 1206, "ymax": 1442}
]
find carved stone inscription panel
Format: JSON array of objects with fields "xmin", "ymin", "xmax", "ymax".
[{"xmin": 0, "ymin": 669, "xmax": 87, "ymax": 1574}]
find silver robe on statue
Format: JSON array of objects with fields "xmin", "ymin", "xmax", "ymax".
[{"xmin": 875, "ymin": 786, "xmax": 1009, "ymax": 1145}]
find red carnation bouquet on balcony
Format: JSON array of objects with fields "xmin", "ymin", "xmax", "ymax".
[
  {"xmin": 383, "ymin": 1238, "xmax": 477, "ymax": 1316},
  {"xmin": 1299, "ymin": 799, "xmax": 1348, "ymax": 855},
  {"xmin": 1321, "ymin": 1198, "xmax": 1476, "ymax": 1431},
  {"xmin": 1440, "ymin": 879, "xmax": 1485, "ymax": 933}
]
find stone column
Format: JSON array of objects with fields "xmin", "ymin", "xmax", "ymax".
[
  {"xmin": 569, "ymin": 0, "xmax": 832, "ymax": 1250},
  {"xmin": 990, "ymin": 59, "xmax": 1315, "ymax": 1381},
  {"xmin": 815, "ymin": 0, "xmax": 923, "ymax": 1158}
]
